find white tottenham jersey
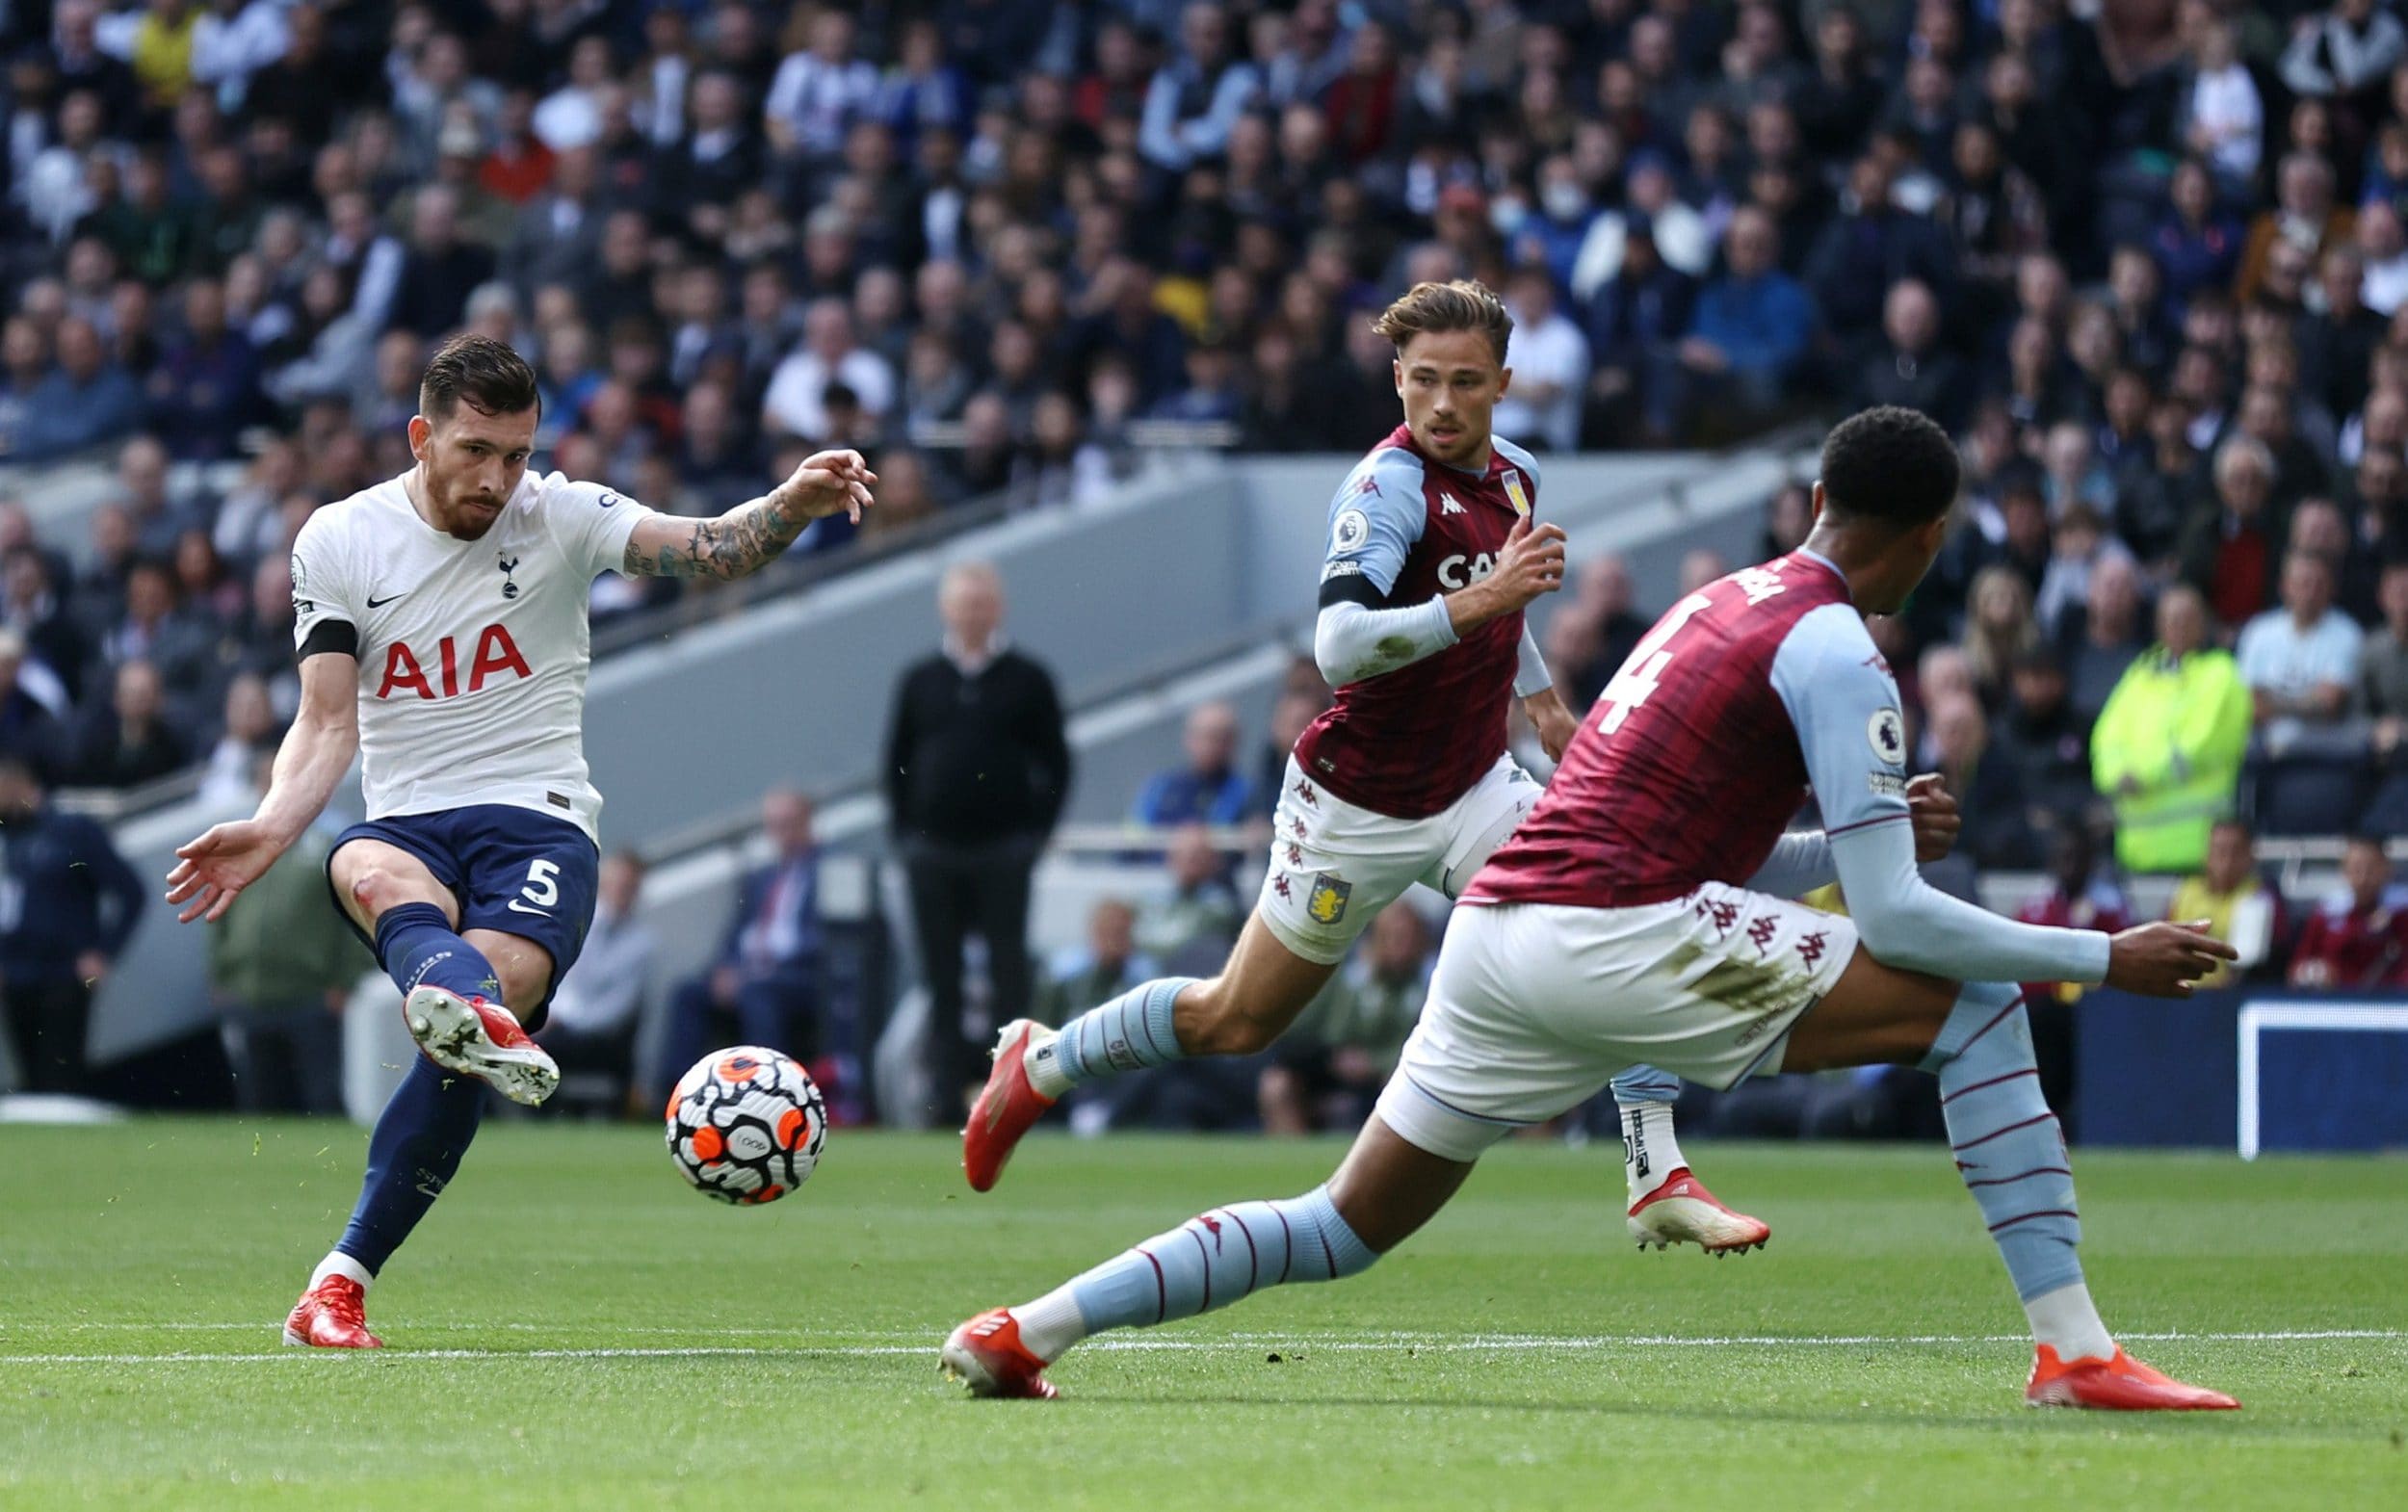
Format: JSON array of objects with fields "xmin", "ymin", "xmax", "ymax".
[{"xmin": 290, "ymin": 469, "xmax": 657, "ymax": 841}]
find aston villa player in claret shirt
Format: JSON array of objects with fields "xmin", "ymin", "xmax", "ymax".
[
  {"xmin": 963, "ymin": 279, "xmax": 1770, "ymax": 1257},
  {"xmin": 944, "ymin": 408, "xmax": 2241, "ymax": 1415}
]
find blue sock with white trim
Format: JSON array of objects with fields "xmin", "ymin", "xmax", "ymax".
[
  {"xmin": 1923, "ymin": 980, "xmax": 2110, "ymax": 1358},
  {"xmin": 373, "ymin": 901, "xmax": 500, "ymax": 1004},
  {"xmin": 1011, "ymin": 1184, "xmax": 1379, "ymax": 1360},
  {"xmin": 1026, "ymin": 977, "xmax": 1198, "ymax": 1096},
  {"xmin": 333, "ymin": 1056, "xmax": 484, "ymax": 1275}
]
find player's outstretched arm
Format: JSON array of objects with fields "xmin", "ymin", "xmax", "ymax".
[
  {"xmin": 167, "ymin": 652, "xmax": 360, "ymax": 924},
  {"xmin": 622, "ymin": 449, "xmax": 877, "ymax": 579}
]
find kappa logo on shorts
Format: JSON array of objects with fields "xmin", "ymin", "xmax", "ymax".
[
  {"xmin": 1286, "ymin": 843, "xmax": 1303, "ymax": 866},
  {"xmin": 1746, "ymin": 916, "xmax": 1780, "ymax": 955},
  {"xmin": 1273, "ymin": 873, "xmax": 1294, "ymax": 900},
  {"xmin": 1306, "ymin": 873, "xmax": 1352, "ymax": 925},
  {"xmin": 1294, "ymin": 778, "xmax": 1320, "ymax": 807},
  {"xmin": 1797, "ymin": 930, "xmax": 1829, "ymax": 969}
]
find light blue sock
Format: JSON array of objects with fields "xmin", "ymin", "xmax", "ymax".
[
  {"xmin": 1012, "ymin": 1185, "xmax": 1379, "ymax": 1359},
  {"xmin": 1033, "ymin": 976, "xmax": 1197, "ymax": 1090},
  {"xmin": 1923, "ymin": 981, "xmax": 2083, "ymax": 1302},
  {"xmin": 1610, "ymin": 1064, "xmax": 1682, "ymax": 1106}
]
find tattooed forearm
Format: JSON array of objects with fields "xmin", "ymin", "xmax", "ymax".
[{"xmin": 624, "ymin": 492, "xmax": 810, "ymax": 580}]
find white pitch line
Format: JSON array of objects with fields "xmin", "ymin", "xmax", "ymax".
[{"xmin": 1, "ymin": 1329, "xmax": 2398, "ymax": 1367}]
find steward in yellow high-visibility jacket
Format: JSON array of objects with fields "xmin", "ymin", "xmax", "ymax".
[{"xmin": 2090, "ymin": 631, "xmax": 2253, "ymax": 873}]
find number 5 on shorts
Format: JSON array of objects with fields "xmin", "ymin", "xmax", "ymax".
[{"xmin": 516, "ymin": 859, "xmax": 561, "ymax": 912}]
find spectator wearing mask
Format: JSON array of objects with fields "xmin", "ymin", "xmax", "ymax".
[
  {"xmin": 2167, "ymin": 820, "xmax": 2287, "ymax": 988},
  {"xmin": 662, "ymin": 791, "xmax": 823, "ymax": 1087},
  {"xmin": 0, "ymin": 756, "xmax": 144, "ymax": 1094},
  {"xmin": 2092, "ymin": 586, "xmax": 2252, "ymax": 873},
  {"xmin": 2290, "ymin": 835, "xmax": 2408, "ymax": 987},
  {"xmin": 884, "ymin": 562, "xmax": 1070, "ymax": 1121}
]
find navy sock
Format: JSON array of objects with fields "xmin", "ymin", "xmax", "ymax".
[
  {"xmin": 334, "ymin": 1056, "xmax": 484, "ymax": 1275},
  {"xmin": 373, "ymin": 901, "xmax": 499, "ymax": 1004}
]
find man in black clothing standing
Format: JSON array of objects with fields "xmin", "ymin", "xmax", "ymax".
[
  {"xmin": 0, "ymin": 756, "xmax": 145, "ymax": 1094},
  {"xmin": 884, "ymin": 562, "xmax": 1070, "ymax": 1123}
]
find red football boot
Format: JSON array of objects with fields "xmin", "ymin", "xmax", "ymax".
[
  {"xmin": 282, "ymin": 1276, "xmax": 382, "ymax": 1349},
  {"xmin": 962, "ymin": 1020, "xmax": 1055, "ymax": 1192},
  {"xmin": 1627, "ymin": 1167, "xmax": 1771, "ymax": 1254},
  {"xmin": 939, "ymin": 1308, "xmax": 1060, "ymax": 1399},
  {"xmin": 403, "ymin": 985, "xmax": 559, "ymax": 1107},
  {"xmin": 2026, "ymin": 1346, "xmax": 2240, "ymax": 1410}
]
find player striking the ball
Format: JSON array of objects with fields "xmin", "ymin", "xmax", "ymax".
[
  {"xmin": 167, "ymin": 334, "xmax": 873, "ymax": 1348},
  {"xmin": 963, "ymin": 279, "xmax": 1767, "ymax": 1252},
  {"xmin": 941, "ymin": 406, "xmax": 2241, "ymax": 1411}
]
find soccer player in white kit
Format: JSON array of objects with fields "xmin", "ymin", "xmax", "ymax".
[{"xmin": 165, "ymin": 335, "xmax": 874, "ymax": 1348}]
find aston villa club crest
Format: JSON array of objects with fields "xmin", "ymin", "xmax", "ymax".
[
  {"xmin": 1306, "ymin": 873, "xmax": 1352, "ymax": 925},
  {"xmin": 1501, "ymin": 469, "xmax": 1531, "ymax": 516}
]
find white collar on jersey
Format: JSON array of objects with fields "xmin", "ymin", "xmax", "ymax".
[
  {"xmin": 1795, "ymin": 547, "xmax": 1846, "ymax": 586},
  {"xmin": 944, "ymin": 631, "xmax": 1011, "ymax": 676}
]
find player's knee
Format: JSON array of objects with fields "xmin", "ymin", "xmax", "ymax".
[
  {"xmin": 492, "ymin": 957, "xmax": 550, "ymax": 1018},
  {"xmin": 346, "ymin": 864, "xmax": 428, "ymax": 921}
]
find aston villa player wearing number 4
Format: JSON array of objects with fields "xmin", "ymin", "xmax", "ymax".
[
  {"xmin": 943, "ymin": 408, "xmax": 2239, "ymax": 1410},
  {"xmin": 961, "ymin": 280, "xmax": 1767, "ymax": 1255},
  {"xmin": 164, "ymin": 335, "xmax": 875, "ymax": 1349}
]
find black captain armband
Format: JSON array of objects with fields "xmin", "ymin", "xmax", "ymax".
[
  {"xmin": 299, "ymin": 620, "xmax": 359, "ymax": 660},
  {"xmin": 1319, "ymin": 567, "xmax": 1389, "ymax": 609}
]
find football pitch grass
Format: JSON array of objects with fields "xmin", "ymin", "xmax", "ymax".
[{"xmin": 1, "ymin": 1123, "xmax": 2402, "ymax": 1510}]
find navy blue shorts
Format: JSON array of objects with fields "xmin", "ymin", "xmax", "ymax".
[{"xmin": 327, "ymin": 804, "xmax": 600, "ymax": 1023}]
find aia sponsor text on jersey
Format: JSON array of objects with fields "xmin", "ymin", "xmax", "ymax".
[{"xmin": 376, "ymin": 624, "xmax": 534, "ymax": 700}]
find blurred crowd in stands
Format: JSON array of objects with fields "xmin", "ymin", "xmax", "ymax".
[
  {"xmin": 19, "ymin": 0, "xmax": 2408, "ymax": 1118},
  {"xmin": 3, "ymin": 0, "xmax": 2407, "ymax": 813}
]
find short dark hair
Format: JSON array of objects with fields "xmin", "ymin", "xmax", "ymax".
[
  {"xmin": 1819, "ymin": 405, "xmax": 1960, "ymax": 528},
  {"xmin": 419, "ymin": 332, "xmax": 539, "ymax": 422}
]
